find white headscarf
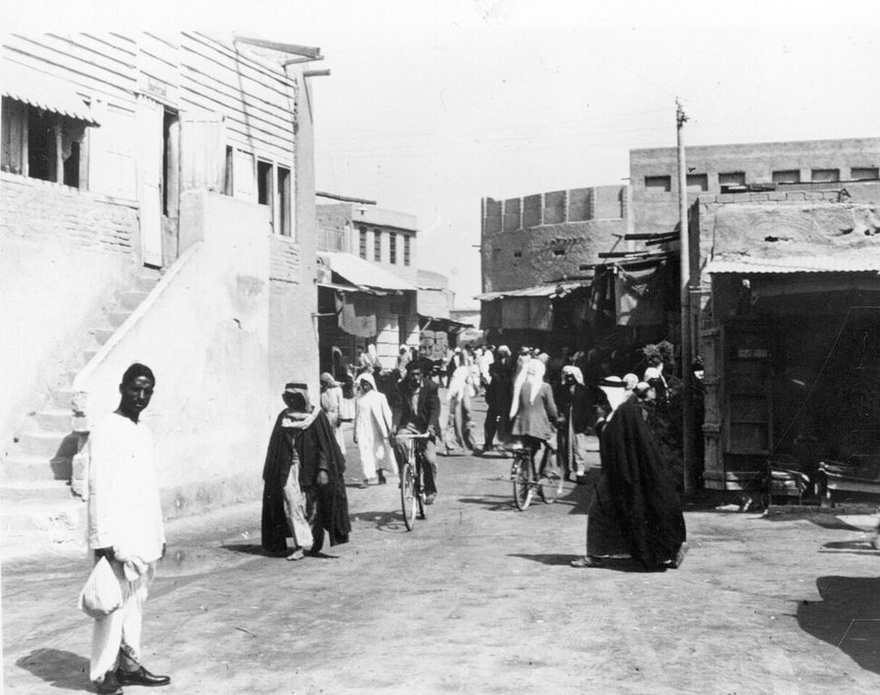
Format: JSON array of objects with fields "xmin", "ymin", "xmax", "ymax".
[
  {"xmin": 561, "ymin": 365, "xmax": 584, "ymax": 385},
  {"xmin": 527, "ymin": 359, "xmax": 546, "ymax": 405},
  {"xmin": 598, "ymin": 376, "xmax": 630, "ymax": 413},
  {"xmin": 356, "ymin": 373, "xmax": 377, "ymax": 392}
]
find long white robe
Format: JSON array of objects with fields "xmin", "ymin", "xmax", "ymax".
[
  {"xmin": 85, "ymin": 413, "xmax": 165, "ymax": 682},
  {"xmin": 353, "ymin": 390, "xmax": 395, "ymax": 479}
]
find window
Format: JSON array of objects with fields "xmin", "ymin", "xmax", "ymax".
[
  {"xmin": 719, "ymin": 171, "xmax": 746, "ymax": 187},
  {"xmin": 686, "ymin": 173, "xmax": 708, "ymax": 192},
  {"xmin": 513, "ymin": 250, "xmax": 523, "ymax": 258},
  {"xmin": 223, "ymin": 146, "xmax": 234, "ymax": 195},
  {"xmin": 772, "ymin": 170, "xmax": 801, "ymax": 184},
  {"xmin": 645, "ymin": 175, "xmax": 671, "ymax": 192},
  {"xmin": 359, "ymin": 226, "xmax": 367, "ymax": 259},
  {"xmin": 389, "ymin": 232, "xmax": 397, "ymax": 264},
  {"xmin": 277, "ymin": 166, "xmax": 291, "ymax": 237},
  {"xmin": 811, "ymin": 168, "xmax": 839, "ymax": 183},
  {"xmin": 552, "ymin": 248, "xmax": 566, "ymax": 256},
  {"xmin": 1, "ymin": 97, "xmax": 89, "ymax": 188},
  {"xmin": 374, "ymin": 229, "xmax": 382, "ymax": 262},
  {"xmin": 404, "ymin": 234, "xmax": 411, "ymax": 266},
  {"xmin": 257, "ymin": 160, "xmax": 273, "ymax": 206},
  {"xmin": 851, "ymin": 167, "xmax": 879, "ymax": 181}
]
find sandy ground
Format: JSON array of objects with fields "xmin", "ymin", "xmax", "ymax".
[{"xmin": 4, "ymin": 394, "xmax": 880, "ymax": 694}]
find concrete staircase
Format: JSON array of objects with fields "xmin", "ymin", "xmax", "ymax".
[{"xmin": 1, "ymin": 269, "xmax": 162, "ymax": 556}]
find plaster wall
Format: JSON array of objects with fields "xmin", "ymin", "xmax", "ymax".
[
  {"xmin": 73, "ymin": 191, "xmax": 277, "ymax": 518},
  {"xmin": 0, "ymin": 175, "xmax": 138, "ymax": 448},
  {"xmin": 481, "ymin": 185, "xmax": 627, "ymax": 294},
  {"xmin": 278, "ymin": 74, "xmax": 320, "ymax": 398},
  {"xmin": 632, "ymin": 137, "xmax": 880, "ymax": 238},
  {"xmin": 481, "ymin": 219, "xmax": 627, "ymax": 293},
  {"xmin": 418, "ymin": 287, "xmax": 454, "ymax": 319}
]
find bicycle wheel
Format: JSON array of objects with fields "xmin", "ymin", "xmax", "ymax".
[
  {"xmin": 416, "ymin": 457, "xmax": 427, "ymax": 520},
  {"xmin": 400, "ymin": 463, "xmax": 417, "ymax": 531},
  {"xmin": 512, "ymin": 453, "xmax": 532, "ymax": 511}
]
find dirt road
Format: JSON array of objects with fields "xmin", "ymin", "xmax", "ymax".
[{"xmin": 4, "ymin": 398, "xmax": 880, "ymax": 694}]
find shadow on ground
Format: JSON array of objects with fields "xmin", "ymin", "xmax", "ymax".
[
  {"xmin": 16, "ymin": 648, "xmax": 88, "ymax": 691},
  {"xmin": 457, "ymin": 495, "xmax": 520, "ymax": 512},
  {"xmin": 350, "ymin": 509, "xmax": 411, "ymax": 533},
  {"xmin": 798, "ymin": 576, "xmax": 880, "ymax": 675},
  {"xmin": 508, "ymin": 553, "xmax": 659, "ymax": 573}
]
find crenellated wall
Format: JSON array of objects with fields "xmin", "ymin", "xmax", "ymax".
[{"xmin": 481, "ymin": 185, "xmax": 628, "ymax": 294}]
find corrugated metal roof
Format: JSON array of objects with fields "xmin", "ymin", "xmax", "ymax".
[
  {"xmin": 705, "ymin": 257, "xmax": 880, "ymax": 274},
  {"xmin": 1, "ymin": 62, "xmax": 99, "ymax": 125},
  {"xmin": 318, "ymin": 252, "xmax": 417, "ymax": 292},
  {"xmin": 475, "ymin": 280, "xmax": 591, "ymax": 301}
]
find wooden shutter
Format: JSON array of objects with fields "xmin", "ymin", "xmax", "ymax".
[{"xmin": 180, "ymin": 110, "xmax": 225, "ymax": 192}]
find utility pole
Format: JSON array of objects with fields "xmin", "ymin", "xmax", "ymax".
[{"xmin": 677, "ymin": 99, "xmax": 696, "ymax": 496}]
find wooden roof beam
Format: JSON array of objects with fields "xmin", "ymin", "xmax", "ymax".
[{"xmin": 233, "ymin": 34, "xmax": 322, "ymax": 60}]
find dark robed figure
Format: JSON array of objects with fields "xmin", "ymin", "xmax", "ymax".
[
  {"xmin": 261, "ymin": 383, "xmax": 350, "ymax": 558},
  {"xmin": 574, "ymin": 376, "xmax": 687, "ymax": 572}
]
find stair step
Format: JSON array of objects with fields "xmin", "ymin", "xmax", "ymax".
[
  {"xmin": 1, "ymin": 496, "xmax": 87, "ymax": 550},
  {"xmin": 133, "ymin": 273, "xmax": 161, "ymax": 291},
  {"xmin": 1, "ymin": 454, "xmax": 69, "ymax": 482},
  {"xmin": 33, "ymin": 408, "xmax": 74, "ymax": 431},
  {"xmin": 16, "ymin": 430, "xmax": 79, "ymax": 459},
  {"xmin": 91, "ymin": 327, "xmax": 116, "ymax": 345},
  {"xmin": 82, "ymin": 348, "xmax": 99, "ymax": 364},
  {"xmin": 116, "ymin": 290, "xmax": 150, "ymax": 310},
  {"xmin": 1, "ymin": 479, "xmax": 77, "ymax": 503},
  {"xmin": 52, "ymin": 388, "xmax": 75, "ymax": 410},
  {"xmin": 106, "ymin": 310, "xmax": 132, "ymax": 328}
]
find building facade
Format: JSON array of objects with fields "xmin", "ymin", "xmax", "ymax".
[
  {"xmin": 316, "ymin": 202, "xmax": 419, "ymax": 372},
  {"xmin": 695, "ymin": 181, "xmax": 880, "ymax": 491},
  {"xmin": 478, "ymin": 184, "xmax": 633, "ymax": 352},
  {"xmin": 480, "ymin": 136, "xmax": 880, "ymax": 491},
  {"xmin": 1, "ymin": 32, "xmax": 321, "ymax": 539}
]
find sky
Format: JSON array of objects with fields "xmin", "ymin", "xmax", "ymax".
[{"xmin": 7, "ymin": 0, "xmax": 880, "ymax": 308}]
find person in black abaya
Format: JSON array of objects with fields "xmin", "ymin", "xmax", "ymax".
[
  {"xmin": 571, "ymin": 376, "xmax": 687, "ymax": 572},
  {"xmin": 261, "ymin": 383, "xmax": 351, "ymax": 559}
]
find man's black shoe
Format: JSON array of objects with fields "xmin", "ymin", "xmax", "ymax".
[
  {"xmin": 96, "ymin": 671, "xmax": 123, "ymax": 695},
  {"xmin": 116, "ymin": 667, "xmax": 170, "ymax": 687}
]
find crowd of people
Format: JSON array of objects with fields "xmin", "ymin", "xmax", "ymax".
[{"xmin": 80, "ymin": 347, "xmax": 687, "ymax": 694}]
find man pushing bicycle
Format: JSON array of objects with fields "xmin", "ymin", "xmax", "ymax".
[{"xmin": 392, "ymin": 361, "xmax": 441, "ymax": 504}]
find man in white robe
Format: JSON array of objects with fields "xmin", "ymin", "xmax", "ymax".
[{"xmin": 86, "ymin": 363, "xmax": 169, "ymax": 695}]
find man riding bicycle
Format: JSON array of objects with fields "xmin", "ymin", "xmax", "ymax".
[{"xmin": 392, "ymin": 361, "xmax": 441, "ymax": 504}]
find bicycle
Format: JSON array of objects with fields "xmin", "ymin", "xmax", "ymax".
[
  {"xmin": 394, "ymin": 432, "xmax": 431, "ymax": 531},
  {"xmin": 508, "ymin": 438, "xmax": 563, "ymax": 510}
]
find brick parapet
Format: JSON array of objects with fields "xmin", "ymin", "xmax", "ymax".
[{"xmin": 1, "ymin": 173, "xmax": 136, "ymax": 254}]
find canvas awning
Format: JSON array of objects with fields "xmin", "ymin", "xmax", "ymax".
[
  {"xmin": 474, "ymin": 280, "xmax": 591, "ymax": 302},
  {"xmin": 705, "ymin": 257, "xmax": 880, "ymax": 274},
  {"xmin": 419, "ymin": 314, "xmax": 473, "ymax": 332},
  {"xmin": 1, "ymin": 62, "xmax": 99, "ymax": 125},
  {"xmin": 317, "ymin": 252, "xmax": 417, "ymax": 293}
]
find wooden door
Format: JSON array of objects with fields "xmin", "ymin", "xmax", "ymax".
[{"xmin": 137, "ymin": 95, "xmax": 164, "ymax": 267}]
